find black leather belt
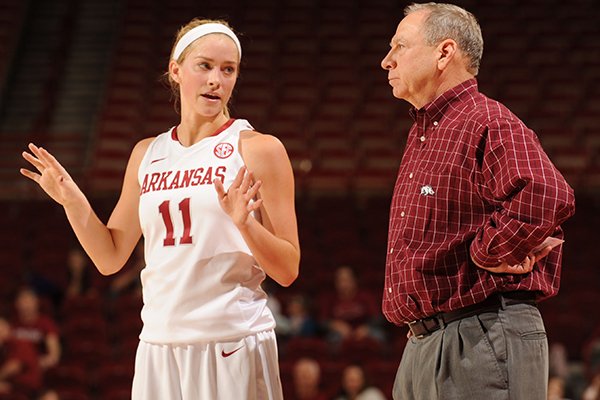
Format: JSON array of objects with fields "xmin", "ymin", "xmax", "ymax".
[{"xmin": 407, "ymin": 291, "xmax": 537, "ymax": 339}]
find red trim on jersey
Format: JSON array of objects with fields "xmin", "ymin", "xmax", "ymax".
[
  {"xmin": 212, "ymin": 118, "xmax": 236, "ymax": 136},
  {"xmin": 171, "ymin": 119, "xmax": 236, "ymax": 142}
]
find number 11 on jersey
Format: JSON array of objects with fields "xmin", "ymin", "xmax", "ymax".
[{"xmin": 158, "ymin": 198, "xmax": 193, "ymax": 246}]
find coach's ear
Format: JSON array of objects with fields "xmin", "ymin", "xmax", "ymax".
[{"xmin": 436, "ymin": 38, "xmax": 458, "ymax": 71}]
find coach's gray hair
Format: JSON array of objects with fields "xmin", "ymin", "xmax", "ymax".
[{"xmin": 405, "ymin": 2, "xmax": 483, "ymax": 75}]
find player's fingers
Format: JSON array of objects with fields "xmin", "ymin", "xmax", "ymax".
[
  {"xmin": 239, "ymin": 170, "xmax": 253, "ymax": 193},
  {"xmin": 20, "ymin": 168, "xmax": 40, "ymax": 183},
  {"xmin": 247, "ymin": 198, "xmax": 263, "ymax": 212},
  {"xmin": 27, "ymin": 142, "xmax": 43, "ymax": 157},
  {"xmin": 22, "ymin": 151, "xmax": 45, "ymax": 173},
  {"xmin": 28, "ymin": 144, "xmax": 52, "ymax": 169},
  {"xmin": 213, "ymin": 178, "xmax": 226, "ymax": 198},
  {"xmin": 230, "ymin": 166, "xmax": 246, "ymax": 189},
  {"xmin": 246, "ymin": 180, "xmax": 262, "ymax": 200},
  {"xmin": 37, "ymin": 146, "xmax": 70, "ymax": 177}
]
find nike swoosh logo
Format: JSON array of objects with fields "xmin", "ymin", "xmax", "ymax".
[
  {"xmin": 221, "ymin": 346, "xmax": 244, "ymax": 358},
  {"xmin": 150, "ymin": 157, "xmax": 167, "ymax": 164}
]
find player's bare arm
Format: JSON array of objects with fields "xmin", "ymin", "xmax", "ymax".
[
  {"xmin": 21, "ymin": 139, "xmax": 151, "ymax": 275},
  {"xmin": 216, "ymin": 130, "xmax": 300, "ymax": 287}
]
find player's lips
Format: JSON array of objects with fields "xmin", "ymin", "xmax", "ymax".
[{"xmin": 201, "ymin": 92, "xmax": 221, "ymax": 101}]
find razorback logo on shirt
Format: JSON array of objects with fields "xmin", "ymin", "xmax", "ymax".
[
  {"xmin": 420, "ymin": 185, "xmax": 435, "ymax": 196},
  {"xmin": 214, "ymin": 143, "xmax": 234, "ymax": 159}
]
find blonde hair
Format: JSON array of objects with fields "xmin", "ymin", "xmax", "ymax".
[
  {"xmin": 165, "ymin": 18, "xmax": 239, "ymax": 116},
  {"xmin": 405, "ymin": 3, "xmax": 483, "ymax": 75}
]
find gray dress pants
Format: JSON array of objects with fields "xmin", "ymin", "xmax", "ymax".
[{"xmin": 393, "ymin": 299, "xmax": 548, "ymax": 400}]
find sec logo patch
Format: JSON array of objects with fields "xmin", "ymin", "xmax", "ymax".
[{"xmin": 214, "ymin": 143, "xmax": 234, "ymax": 159}]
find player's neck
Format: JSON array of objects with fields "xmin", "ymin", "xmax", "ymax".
[{"xmin": 177, "ymin": 114, "xmax": 230, "ymax": 146}]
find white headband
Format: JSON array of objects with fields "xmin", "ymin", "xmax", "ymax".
[{"xmin": 172, "ymin": 23, "xmax": 242, "ymax": 61}]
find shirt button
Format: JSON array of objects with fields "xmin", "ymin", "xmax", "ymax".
[
  {"xmin": 400, "ymin": 211, "xmax": 405, "ymax": 217},
  {"xmin": 420, "ymin": 135, "xmax": 426, "ymax": 142},
  {"xmin": 433, "ymin": 121, "xmax": 438, "ymax": 126},
  {"xmin": 388, "ymin": 287, "xmax": 392, "ymax": 293},
  {"xmin": 409, "ymin": 172, "xmax": 413, "ymax": 179},
  {"xmin": 389, "ymin": 248, "xmax": 394, "ymax": 254}
]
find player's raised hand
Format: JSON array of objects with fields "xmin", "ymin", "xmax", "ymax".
[
  {"xmin": 213, "ymin": 166, "xmax": 263, "ymax": 228},
  {"xmin": 20, "ymin": 143, "xmax": 84, "ymax": 207}
]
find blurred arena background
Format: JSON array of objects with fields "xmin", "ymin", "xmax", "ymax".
[{"xmin": 0, "ymin": 0, "xmax": 598, "ymax": 399}]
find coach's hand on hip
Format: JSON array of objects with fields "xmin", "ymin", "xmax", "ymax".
[{"xmin": 471, "ymin": 241, "xmax": 556, "ymax": 274}]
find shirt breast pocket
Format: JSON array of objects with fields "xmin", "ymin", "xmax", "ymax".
[{"xmin": 401, "ymin": 168, "xmax": 473, "ymax": 244}]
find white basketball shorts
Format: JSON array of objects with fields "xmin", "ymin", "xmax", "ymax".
[{"xmin": 131, "ymin": 330, "xmax": 283, "ymax": 400}]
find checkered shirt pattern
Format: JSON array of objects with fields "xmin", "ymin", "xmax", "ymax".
[{"xmin": 382, "ymin": 79, "xmax": 576, "ymax": 325}]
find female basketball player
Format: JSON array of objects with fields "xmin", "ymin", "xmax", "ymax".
[{"xmin": 20, "ymin": 19, "xmax": 299, "ymax": 399}]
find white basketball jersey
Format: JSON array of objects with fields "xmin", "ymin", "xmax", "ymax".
[{"xmin": 137, "ymin": 119, "xmax": 275, "ymax": 344}]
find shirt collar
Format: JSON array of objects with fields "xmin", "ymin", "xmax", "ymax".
[{"xmin": 409, "ymin": 78, "xmax": 479, "ymax": 123}]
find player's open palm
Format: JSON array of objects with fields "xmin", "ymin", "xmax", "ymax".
[
  {"xmin": 20, "ymin": 143, "xmax": 84, "ymax": 207},
  {"xmin": 214, "ymin": 166, "xmax": 263, "ymax": 228}
]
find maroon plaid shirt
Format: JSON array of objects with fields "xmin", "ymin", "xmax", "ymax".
[{"xmin": 382, "ymin": 79, "xmax": 575, "ymax": 325}]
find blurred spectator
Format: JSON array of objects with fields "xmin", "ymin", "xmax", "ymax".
[
  {"xmin": 107, "ymin": 240, "xmax": 144, "ymax": 299},
  {"xmin": 64, "ymin": 247, "xmax": 96, "ymax": 299},
  {"xmin": 548, "ymin": 375, "xmax": 570, "ymax": 400},
  {"xmin": 268, "ymin": 293, "xmax": 288, "ymax": 337},
  {"xmin": 286, "ymin": 294, "xmax": 319, "ymax": 337},
  {"xmin": 11, "ymin": 288, "xmax": 60, "ymax": 371},
  {"xmin": 291, "ymin": 357, "xmax": 328, "ymax": 400},
  {"xmin": 262, "ymin": 278, "xmax": 290, "ymax": 339},
  {"xmin": 0, "ymin": 317, "xmax": 42, "ymax": 398},
  {"xmin": 37, "ymin": 389, "xmax": 59, "ymax": 400},
  {"xmin": 334, "ymin": 364, "xmax": 386, "ymax": 400},
  {"xmin": 586, "ymin": 339, "xmax": 600, "ymax": 379},
  {"xmin": 320, "ymin": 266, "xmax": 384, "ymax": 345},
  {"xmin": 276, "ymin": 293, "xmax": 320, "ymax": 342},
  {"xmin": 582, "ymin": 371, "xmax": 600, "ymax": 400},
  {"xmin": 549, "ymin": 343, "xmax": 570, "ymax": 380}
]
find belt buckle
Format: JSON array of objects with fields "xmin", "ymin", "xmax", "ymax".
[{"xmin": 407, "ymin": 320, "xmax": 427, "ymax": 339}]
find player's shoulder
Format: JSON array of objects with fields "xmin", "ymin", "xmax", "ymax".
[
  {"xmin": 239, "ymin": 129, "xmax": 291, "ymax": 177},
  {"xmin": 131, "ymin": 136, "xmax": 157, "ymax": 159},
  {"xmin": 240, "ymin": 129, "xmax": 287, "ymax": 156}
]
